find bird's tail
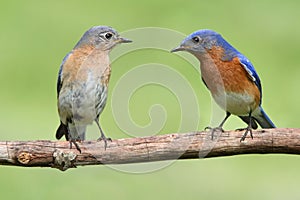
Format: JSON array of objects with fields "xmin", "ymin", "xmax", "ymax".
[
  {"xmin": 56, "ymin": 122, "xmax": 69, "ymax": 140},
  {"xmin": 254, "ymin": 107, "xmax": 276, "ymax": 128}
]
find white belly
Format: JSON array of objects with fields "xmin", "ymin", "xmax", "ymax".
[
  {"xmin": 213, "ymin": 91, "xmax": 258, "ymax": 116},
  {"xmin": 58, "ymin": 76, "xmax": 105, "ymax": 125}
]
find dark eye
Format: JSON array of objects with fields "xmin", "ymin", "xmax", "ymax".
[
  {"xmin": 105, "ymin": 32, "xmax": 113, "ymax": 39},
  {"xmin": 192, "ymin": 36, "xmax": 200, "ymax": 43}
]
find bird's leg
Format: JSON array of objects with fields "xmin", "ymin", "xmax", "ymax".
[
  {"xmin": 240, "ymin": 112, "xmax": 253, "ymax": 141},
  {"xmin": 205, "ymin": 112, "xmax": 231, "ymax": 139},
  {"xmin": 67, "ymin": 126, "xmax": 82, "ymax": 153},
  {"xmin": 95, "ymin": 120, "xmax": 112, "ymax": 150},
  {"xmin": 69, "ymin": 139, "xmax": 82, "ymax": 153}
]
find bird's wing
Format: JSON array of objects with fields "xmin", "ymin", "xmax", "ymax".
[
  {"xmin": 238, "ymin": 55, "xmax": 262, "ymax": 94},
  {"xmin": 57, "ymin": 52, "xmax": 71, "ymax": 97},
  {"xmin": 201, "ymin": 76, "xmax": 208, "ymax": 89}
]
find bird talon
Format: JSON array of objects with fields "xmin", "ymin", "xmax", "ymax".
[
  {"xmin": 235, "ymin": 128, "xmax": 246, "ymax": 132},
  {"xmin": 205, "ymin": 126, "xmax": 224, "ymax": 132},
  {"xmin": 205, "ymin": 126, "xmax": 224, "ymax": 140},
  {"xmin": 204, "ymin": 126, "xmax": 212, "ymax": 131},
  {"xmin": 97, "ymin": 137, "xmax": 112, "ymax": 142},
  {"xmin": 240, "ymin": 135, "xmax": 246, "ymax": 142},
  {"xmin": 97, "ymin": 136, "xmax": 112, "ymax": 150},
  {"xmin": 240, "ymin": 127, "xmax": 253, "ymax": 142},
  {"xmin": 213, "ymin": 127, "xmax": 225, "ymax": 132},
  {"xmin": 69, "ymin": 140, "xmax": 81, "ymax": 153}
]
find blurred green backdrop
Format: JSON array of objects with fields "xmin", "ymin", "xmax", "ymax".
[{"xmin": 0, "ymin": 0, "xmax": 300, "ymax": 199}]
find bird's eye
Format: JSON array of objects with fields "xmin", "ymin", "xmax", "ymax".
[
  {"xmin": 192, "ymin": 36, "xmax": 200, "ymax": 43},
  {"xmin": 105, "ymin": 32, "xmax": 113, "ymax": 39}
]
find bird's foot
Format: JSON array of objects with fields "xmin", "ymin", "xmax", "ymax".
[
  {"xmin": 205, "ymin": 126, "xmax": 224, "ymax": 132},
  {"xmin": 204, "ymin": 126, "xmax": 224, "ymax": 140},
  {"xmin": 69, "ymin": 139, "xmax": 82, "ymax": 153},
  {"xmin": 235, "ymin": 127, "xmax": 246, "ymax": 132},
  {"xmin": 239, "ymin": 127, "xmax": 253, "ymax": 142},
  {"xmin": 97, "ymin": 136, "xmax": 112, "ymax": 150}
]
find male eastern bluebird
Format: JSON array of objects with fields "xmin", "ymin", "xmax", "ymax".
[
  {"xmin": 56, "ymin": 26, "xmax": 131, "ymax": 152},
  {"xmin": 171, "ymin": 29, "xmax": 275, "ymax": 141}
]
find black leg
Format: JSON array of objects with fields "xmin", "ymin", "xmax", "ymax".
[
  {"xmin": 218, "ymin": 112, "xmax": 231, "ymax": 129},
  {"xmin": 69, "ymin": 139, "xmax": 82, "ymax": 153},
  {"xmin": 205, "ymin": 112, "xmax": 231, "ymax": 139},
  {"xmin": 95, "ymin": 120, "xmax": 111, "ymax": 150},
  {"xmin": 240, "ymin": 112, "xmax": 253, "ymax": 142}
]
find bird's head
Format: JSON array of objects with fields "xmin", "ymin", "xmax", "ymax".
[
  {"xmin": 75, "ymin": 26, "xmax": 132, "ymax": 50},
  {"xmin": 171, "ymin": 29, "xmax": 223, "ymax": 55}
]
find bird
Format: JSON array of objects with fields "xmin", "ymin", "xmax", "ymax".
[
  {"xmin": 56, "ymin": 26, "xmax": 132, "ymax": 152},
  {"xmin": 171, "ymin": 29, "xmax": 275, "ymax": 141}
]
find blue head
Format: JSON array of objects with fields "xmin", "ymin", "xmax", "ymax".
[{"xmin": 171, "ymin": 29, "xmax": 240, "ymax": 60}]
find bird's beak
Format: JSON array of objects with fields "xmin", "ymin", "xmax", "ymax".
[
  {"xmin": 118, "ymin": 37, "xmax": 132, "ymax": 43},
  {"xmin": 170, "ymin": 45, "xmax": 185, "ymax": 53}
]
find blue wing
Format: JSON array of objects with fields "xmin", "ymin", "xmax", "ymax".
[
  {"xmin": 57, "ymin": 53, "xmax": 71, "ymax": 97},
  {"xmin": 237, "ymin": 55, "xmax": 262, "ymax": 97}
]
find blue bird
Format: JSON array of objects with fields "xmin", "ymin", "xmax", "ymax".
[
  {"xmin": 56, "ymin": 26, "xmax": 132, "ymax": 152},
  {"xmin": 171, "ymin": 29, "xmax": 275, "ymax": 141}
]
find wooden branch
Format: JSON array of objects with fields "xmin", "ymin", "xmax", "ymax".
[{"xmin": 0, "ymin": 128, "xmax": 299, "ymax": 171}]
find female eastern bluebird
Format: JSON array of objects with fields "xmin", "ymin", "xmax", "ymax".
[
  {"xmin": 56, "ymin": 26, "xmax": 131, "ymax": 152},
  {"xmin": 171, "ymin": 29, "xmax": 275, "ymax": 141}
]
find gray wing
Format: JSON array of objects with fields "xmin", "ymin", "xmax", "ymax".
[{"xmin": 95, "ymin": 84, "xmax": 108, "ymax": 119}]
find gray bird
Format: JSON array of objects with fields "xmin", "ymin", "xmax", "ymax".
[{"xmin": 56, "ymin": 26, "xmax": 132, "ymax": 152}]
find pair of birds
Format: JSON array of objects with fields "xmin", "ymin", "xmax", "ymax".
[{"xmin": 56, "ymin": 26, "xmax": 275, "ymax": 152}]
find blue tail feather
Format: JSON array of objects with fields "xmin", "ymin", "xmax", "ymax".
[{"xmin": 254, "ymin": 107, "xmax": 276, "ymax": 128}]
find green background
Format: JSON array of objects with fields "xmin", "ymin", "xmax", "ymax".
[{"xmin": 0, "ymin": 0, "xmax": 299, "ymax": 199}]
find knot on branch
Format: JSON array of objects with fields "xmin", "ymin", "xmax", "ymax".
[
  {"xmin": 17, "ymin": 152, "xmax": 33, "ymax": 164},
  {"xmin": 53, "ymin": 150, "xmax": 77, "ymax": 171}
]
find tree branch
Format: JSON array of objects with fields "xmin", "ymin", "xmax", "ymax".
[{"xmin": 0, "ymin": 128, "xmax": 299, "ymax": 171}]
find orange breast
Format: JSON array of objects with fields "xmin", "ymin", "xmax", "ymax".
[
  {"xmin": 62, "ymin": 45, "xmax": 110, "ymax": 84},
  {"xmin": 199, "ymin": 47, "xmax": 261, "ymax": 108}
]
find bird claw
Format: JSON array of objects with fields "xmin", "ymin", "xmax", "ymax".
[
  {"xmin": 235, "ymin": 127, "xmax": 246, "ymax": 132},
  {"xmin": 69, "ymin": 140, "xmax": 82, "ymax": 153},
  {"xmin": 240, "ymin": 127, "xmax": 253, "ymax": 142},
  {"xmin": 204, "ymin": 126, "xmax": 224, "ymax": 140},
  {"xmin": 205, "ymin": 126, "xmax": 224, "ymax": 132},
  {"xmin": 97, "ymin": 136, "xmax": 112, "ymax": 150},
  {"xmin": 204, "ymin": 126, "xmax": 212, "ymax": 131}
]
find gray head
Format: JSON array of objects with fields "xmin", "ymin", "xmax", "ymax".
[
  {"xmin": 171, "ymin": 29, "xmax": 235, "ymax": 55},
  {"xmin": 75, "ymin": 26, "xmax": 132, "ymax": 50}
]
